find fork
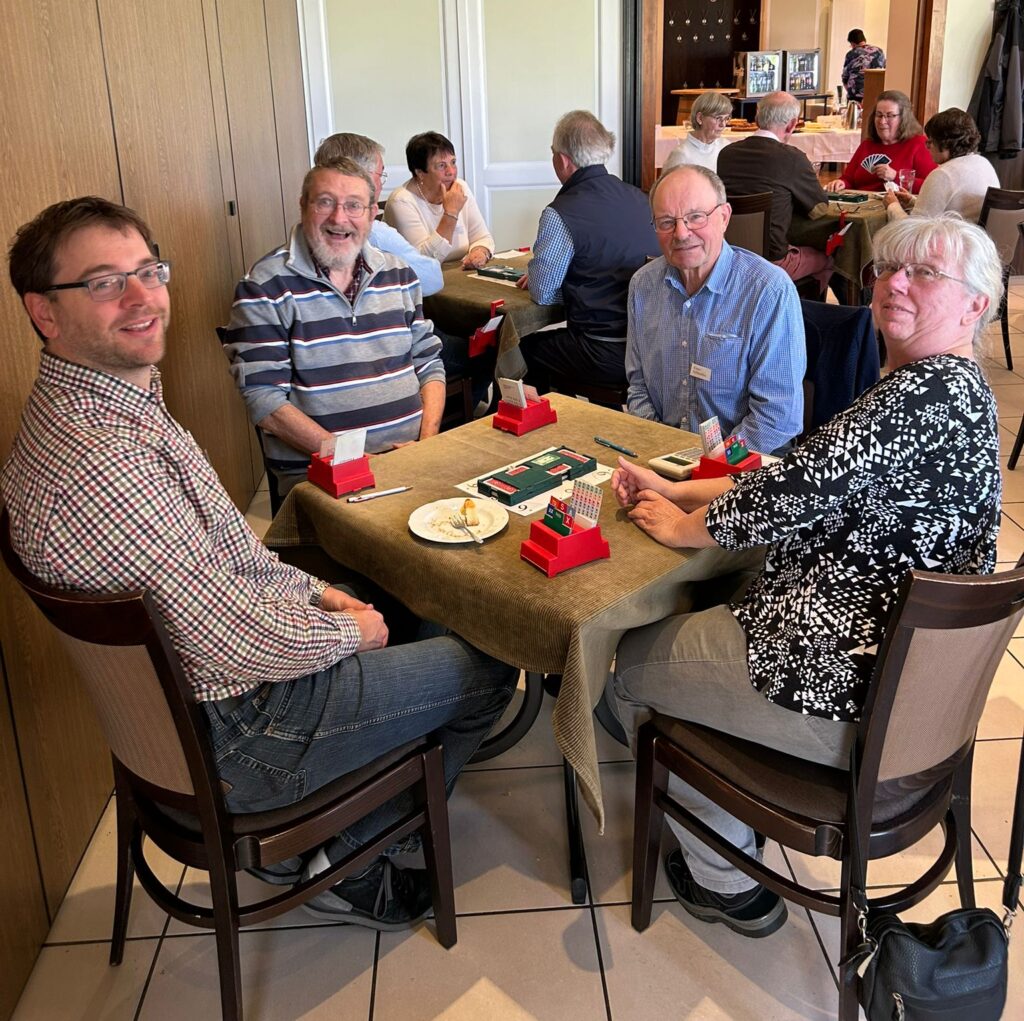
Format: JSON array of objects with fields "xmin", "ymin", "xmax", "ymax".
[{"xmin": 449, "ymin": 513, "xmax": 483, "ymax": 544}]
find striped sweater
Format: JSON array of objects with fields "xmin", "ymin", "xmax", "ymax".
[{"xmin": 220, "ymin": 227, "xmax": 445, "ymax": 472}]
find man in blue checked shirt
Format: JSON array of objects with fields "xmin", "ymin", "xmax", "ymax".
[
  {"xmin": 517, "ymin": 111, "xmax": 660, "ymax": 398},
  {"xmin": 626, "ymin": 165, "xmax": 805, "ymax": 455}
]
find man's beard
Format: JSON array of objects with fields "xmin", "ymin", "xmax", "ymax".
[{"xmin": 307, "ymin": 229, "xmax": 361, "ymax": 272}]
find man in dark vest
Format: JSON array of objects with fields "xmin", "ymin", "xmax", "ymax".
[{"xmin": 518, "ymin": 110, "xmax": 660, "ymax": 396}]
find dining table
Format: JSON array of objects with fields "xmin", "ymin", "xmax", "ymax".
[
  {"xmin": 423, "ymin": 253, "xmax": 565, "ymax": 380},
  {"xmin": 263, "ymin": 395, "xmax": 759, "ymax": 866},
  {"xmin": 655, "ymin": 124, "xmax": 862, "ymax": 171},
  {"xmin": 789, "ymin": 194, "xmax": 889, "ymax": 304}
]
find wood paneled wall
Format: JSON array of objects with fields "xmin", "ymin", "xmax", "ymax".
[{"xmin": 0, "ymin": 1, "xmax": 310, "ymax": 1014}]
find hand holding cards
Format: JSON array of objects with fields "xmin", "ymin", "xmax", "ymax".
[{"xmin": 307, "ymin": 428, "xmax": 376, "ymax": 497}]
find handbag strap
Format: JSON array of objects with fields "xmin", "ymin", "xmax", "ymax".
[{"xmin": 1003, "ymin": 737, "xmax": 1024, "ymax": 919}]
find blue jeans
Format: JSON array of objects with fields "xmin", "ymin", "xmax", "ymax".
[{"xmin": 203, "ymin": 635, "xmax": 516, "ymax": 862}]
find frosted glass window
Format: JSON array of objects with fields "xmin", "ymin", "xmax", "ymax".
[
  {"xmin": 483, "ymin": 0, "xmax": 597, "ymax": 164},
  {"xmin": 323, "ymin": 1, "xmax": 446, "ymax": 165}
]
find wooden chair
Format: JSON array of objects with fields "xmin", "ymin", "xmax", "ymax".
[
  {"xmin": 723, "ymin": 191, "xmax": 773, "ymax": 258},
  {"xmin": 978, "ymin": 186, "xmax": 1024, "ymax": 369},
  {"xmin": 0, "ymin": 508, "xmax": 457, "ymax": 1021},
  {"xmin": 630, "ymin": 562, "xmax": 1024, "ymax": 1021}
]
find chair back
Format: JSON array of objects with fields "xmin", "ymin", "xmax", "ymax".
[
  {"xmin": 859, "ymin": 564, "xmax": 1024, "ymax": 788},
  {"xmin": 800, "ymin": 299, "xmax": 880, "ymax": 436},
  {"xmin": 978, "ymin": 187, "xmax": 1024, "ymax": 265},
  {"xmin": 724, "ymin": 192, "xmax": 772, "ymax": 258},
  {"xmin": 0, "ymin": 508, "xmax": 203, "ymax": 799}
]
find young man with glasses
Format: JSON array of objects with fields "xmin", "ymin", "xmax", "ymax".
[
  {"xmin": 625, "ymin": 164, "xmax": 805, "ymax": 456},
  {"xmin": 3, "ymin": 196, "xmax": 517, "ymax": 930},
  {"xmin": 219, "ymin": 158, "xmax": 446, "ymax": 497}
]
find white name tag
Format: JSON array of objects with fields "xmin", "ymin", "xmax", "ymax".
[{"xmin": 690, "ymin": 363, "xmax": 712, "ymax": 381}]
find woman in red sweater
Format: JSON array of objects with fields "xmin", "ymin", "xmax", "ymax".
[{"xmin": 826, "ymin": 90, "xmax": 936, "ymax": 194}]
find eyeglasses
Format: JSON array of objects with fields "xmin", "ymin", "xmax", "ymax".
[
  {"xmin": 310, "ymin": 196, "xmax": 371, "ymax": 216},
  {"xmin": 706, "ymin": 114, "xmax": 730, "ymax": 124},
  {"xmin": 873, "ymin": 261, "xmax": 966, "ymax": 285},
  {"xmin": 45, "ymin": 261, "xmax": 171, "ymax": 302},
  {"xmin": 377, "ymin": 169, "xmax": 389, "ymax": 184},
  {"xmin": 874, "ymin": 112, "xmax": 900, "ymax": 120},
  {"xmin": 652, "ymin": 203, "xmax": 725, "ymax": 233}
]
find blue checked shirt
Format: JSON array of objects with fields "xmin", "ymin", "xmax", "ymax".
[
  {"xmin": 625, "ymin": 243, "xmax": 805, "ymax": 454},
  {"xmin": 527, "ymin": 206, "xmax": 574, "ymax": 305}
]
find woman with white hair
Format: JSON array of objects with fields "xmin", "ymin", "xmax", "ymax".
[
  {"xmin": 610, "ymin": 213, "xmax": 1002, "ymax": 938},
  {"xmin": 663, "ymin": 92, "xmax": 734, "ymax": 173}
]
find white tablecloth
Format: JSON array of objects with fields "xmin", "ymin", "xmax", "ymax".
[{"xmin": 655, "ymin": 126, "xmax": 861, "ymax": 169}]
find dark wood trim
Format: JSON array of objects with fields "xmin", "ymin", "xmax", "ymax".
[
  {"xmin": 913, "ymin": 0, "xmax": 946, "ymax": 124},
  {"xmin": 640, "ymin": 0, "xmax": 664, "ymax": 192}
]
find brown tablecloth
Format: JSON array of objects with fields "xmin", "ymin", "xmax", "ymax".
[
  {"xmin": 423, "ymin": 255, "xmax": 565, "ymax": 379},
  {"xmin": 790, "ymin": 197, "xmax": 888, "ymax": 289},
  {"xmin": 263, "ymin": 394, "xmax": 758, "ymax": 828}
]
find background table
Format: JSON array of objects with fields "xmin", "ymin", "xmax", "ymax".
[
  {"xmin": 264, "ymin": 394, "xmax": 756, "ymax": 830},
  {"xmin": 789, "ymin": 196, "xmax": 888, "ymax": 303},
  {"xmin": 655, "ymin": 124, "xmax": 861, "ymax": 170},
  {"xmin": 424, "ymin": 254, "xmax": 564, "ymax": 379}
]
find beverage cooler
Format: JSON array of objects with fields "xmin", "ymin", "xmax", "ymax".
[
  {"xmin": 784, "ymin": 49, "xmax": 821, "ymax": 96},
  {"xmin": 732, "ymin": 50, "xmax": 782, "ymax": 100}
]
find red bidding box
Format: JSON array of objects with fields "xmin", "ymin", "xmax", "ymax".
[
  {"xmin": 306, "ymin": 453, "xmax": 375, "ymax": 497},
  {"xmin": 689, "ymin": 450, "xmax": 762, "ymax": 480},
  {"xmin": 492, "ymin": 397, "xmax": 558, "ymax": 436},
  {"xmin": 468, "ymin": 299, "xmax": 505, "ymax": 357},
  {"xmin": 520, "ymin": 520, "xmax": 610, "ymax": 578}
]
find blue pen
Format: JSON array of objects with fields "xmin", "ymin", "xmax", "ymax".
[{"xmin": 593, "ymin": 436, "xmax": 637, "ymax": 458}]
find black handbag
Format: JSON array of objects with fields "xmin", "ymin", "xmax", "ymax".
[{"xmin": 846, "ymin": 741, "xmax": 1023, "ymax": 1021}]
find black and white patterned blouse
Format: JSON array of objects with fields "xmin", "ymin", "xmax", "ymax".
[{"xmin": 705, "ymin": 354, "xmax": 1000, "ymax": 723}]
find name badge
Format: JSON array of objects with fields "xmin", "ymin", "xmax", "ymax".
[{"xmin": 690, "ymin": 363, "xmax": 711, "ymax": 381}]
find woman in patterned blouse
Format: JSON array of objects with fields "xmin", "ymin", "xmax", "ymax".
[{"xmin": 610, "ymin": 214, "xmax": 1003, "ymax": 939}]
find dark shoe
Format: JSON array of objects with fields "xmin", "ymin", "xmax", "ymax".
[
  {"xmin": 664, "ymin": 848, "xmax": 787, "ymax": 938},
  {"xmin": 302, "ymin": 857, "xmax": 432, "ymax": 931},
  {"xmin": 246, "ymin": 856, "xmax": 305, "ymax": 886}
]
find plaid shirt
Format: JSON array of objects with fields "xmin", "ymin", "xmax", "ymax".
[{"xmin": 1, "ymin": 354, "xmax": 360, "ymax": 702}]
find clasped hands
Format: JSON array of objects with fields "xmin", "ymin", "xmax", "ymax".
[
  {"xmin": 611, "ymin": 457, "xmax": 689, "ymax": 548},
  {"xmin": 319, "ymin": 588, "xmax": 389, "ymax": 651}
]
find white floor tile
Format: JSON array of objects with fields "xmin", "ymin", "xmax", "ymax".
[
  {"xmin": 140, "ymin": 927, "xmax": 375, "ymax": 1020},
  {"xmin": 597, "ymin": 902, "xmax": 836, "ymax": 1021},
  {"xmin": 375, "ymin": 910, "xmax": 606, "ymax": 1021}
]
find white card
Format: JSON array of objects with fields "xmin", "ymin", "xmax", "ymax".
[
  {"xmin": 481, "ymin": 313, "xmax": 504, "ymax": 332},
  {"xmin": 320, "ymin": 429, "xmax": 366, "ymax": 465},
  {"xmin": 498, "ymin": 377, "xmax": 526, "ymax": 408}
]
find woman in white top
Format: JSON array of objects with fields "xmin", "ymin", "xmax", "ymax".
[
  {"xmin": 884, "ymin": 108, "xmax": 999, "ymax": 224},
  {"xmin": 383, "ymin": 131, "xmax": 495, "ymax": 270},
  {"xmin": 662, "ymin": 92, "xmax": 733, "ymax": 174}
]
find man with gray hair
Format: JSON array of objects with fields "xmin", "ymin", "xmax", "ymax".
[
  {"xmin": 314, "ymin": 132, "xmax": 442, "ymax": 296},
  {"xmin": 717, "ymin": 91, "xmax": 833, "ymax": 293},
  {"xmin": 518, "ymin": 110, "xmax": 659, "ymax": 396}
]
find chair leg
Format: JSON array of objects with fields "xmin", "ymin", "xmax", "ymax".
[
  {"xmin": 1002, "ymin": 267, "xmax": 1013, "ymax": 370},
  {"xmin": 420, "ymin": 744, "xmax": 458, "ymax": 948},
  {"xmin": 109, "ymin": 790, "xmax": 136, "ymax": 966},
  {"xmin": 950, "ymin": 754, "xmax": 977, "ymax": 909},
  {"xmin": 207, "ymin": 854, "xmax": 244, "ymax": 1021},
  {"xmin": 1009, "ymin": 413, "xmax": 1024, "ymax": 471},
  {"xmin": 837, "ymin": 855, "xmax": 862, "ymax": 1021},
  {"xmin": 631, "ymin": 724, "xmax": 667, "ymax": 932}
]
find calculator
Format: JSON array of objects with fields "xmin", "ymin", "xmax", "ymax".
[{"xmin": 647, "ymin": 446, "xmax": 704, "ymax": 480}]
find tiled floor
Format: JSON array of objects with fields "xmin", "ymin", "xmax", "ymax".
[{"xmin": 13, "ymin": 291, "xmax": 1024, "ymax": 1020}]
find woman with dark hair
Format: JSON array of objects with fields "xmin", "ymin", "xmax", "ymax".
[
  {"xmin": 826, "ymin": 90, "xmax": 936, "ymax": 193},
  {"xmin": 383, "ymin": 131, "xmax": 495, "ymax": 270},
  {"xmin": 883, "ymin": 108, "xmax": 999, "ymax": 223}
]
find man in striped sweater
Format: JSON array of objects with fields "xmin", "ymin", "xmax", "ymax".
[{"xmin": 220, "ymin": 158, "xmax": 445, "ymax": 494}]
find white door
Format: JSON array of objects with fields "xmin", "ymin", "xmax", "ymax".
[{"xmin": 299, "ymin": 0, "xmax": 621, "ymax": 251}]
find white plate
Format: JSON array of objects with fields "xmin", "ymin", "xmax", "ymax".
[{"xmin": 408, "ymin": 497, "xmax": 509, "ymax": 544}]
